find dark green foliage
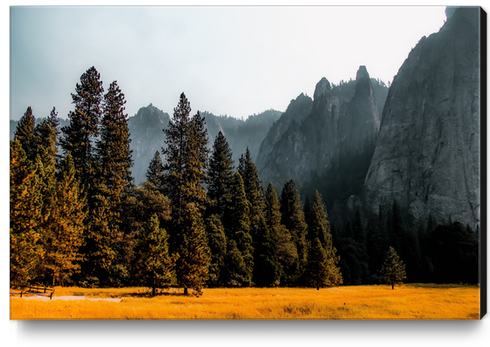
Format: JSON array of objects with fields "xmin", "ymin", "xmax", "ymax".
[
  {"xmin": 97, "ymin": 80, "xmax": 133, "ymax": 197},
  {"xmin": 204, "ymin": 214, "xmax": 227, "ymax": 287},
  {"xmin": 224, "ymin": 172, "xmax": 254, "ymax": 286},
  {"xmin": 175, "ymin": 203, "xmax": 210, "ymax": 295},
  {"xmin": 15, "ymin": 107, "xmax": 37, "ymax": 162},
  {"xmin": 381, "ymin": 246, "xmax": 406, "ymax": 289},
  {"xmin": 162, "ymin": 93, "xmax": 208, "ymax": 222},
  {"xmin": 425, "ymin": 221, "xmax": 479, "ymax": 284},
  {"xmin": 252, "ymin": 217, "xmax": 281, "ymax": 287},
  {"xmin": 34, "ymin": 107, "xmax": 60, "ymax": 162},
  {"xmin": 61, "ymin": 66, "xmax": 104, "ymax": 194},
  {"xmin": 146, "ymin": 151, "xmax": 165, "ymax": 192},
  {"xmin": 305, "ymin": 238, "xmax": 328, "ymax": 290},
  {"xmin": 134, "ymin": 214, "xmax": 174, "ymax": 296},
  {"xmin": 265, "ymin": 183, "xmax": 298, "ymax": 285},
  {"xmin": 207, "ymin": 131, "xmax": 234, "ymax": 216},
  {"xmin": 224, "ymin": 239, "xmax": 248, "ymax": 287},
  {"xmin": 280, "ymin": 179, "xmax": 308, "ymax": 283}
]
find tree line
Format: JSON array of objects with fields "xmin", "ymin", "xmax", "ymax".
[
  {"xmin": 11, "ymin": 66, "xmax": 478, "ymax": 295},
  {"xmin": 10, "ymin": 66, "xmax": 345, "ymax": 295}
]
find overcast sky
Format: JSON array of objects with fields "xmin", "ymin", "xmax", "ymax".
[{"xmin": 10, "ymin": 6, "xmax": 447, "ymax": 121}]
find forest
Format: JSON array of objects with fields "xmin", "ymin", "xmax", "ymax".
[{"xmin": 10, "ymin": 66, "xmax": 479, "ymax": 296}]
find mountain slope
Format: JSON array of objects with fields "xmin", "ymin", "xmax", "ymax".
[{"xmin": 363, "ymin": 7, "xmax": 481, "ymax": 228}]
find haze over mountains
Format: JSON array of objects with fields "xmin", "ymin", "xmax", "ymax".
[{"xmin": 10, "ymin": 7, "xmax": 481, "ymax": 233}]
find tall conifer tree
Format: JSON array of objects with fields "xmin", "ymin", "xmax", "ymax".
[
  {"xmin": 224, "ymin": 172, "xmax": 254, "ymax": 286},
  {"xmin": 45, "ymin": 153, "xmax": 86, "ymax": 286},
  {"xmin": 207, "ymin": 131, "xmax": 234, "ymax": 216},
  {"xmin": 60, "ymin": 66, "xmax": 104, "ymax": 196},
  {"xmin": 280, "ymin": 179, "xmax": 309, "ymax": 283},
  {"xmin": 15, "ymin": 107, "xmax": 37, "ymax": 162},
  {"xmin": 146, "ymin": 150, "xmax": 166, "ymax": 192},
  {"xmin": 10, "ymin": 140, "xmax": 43, "ymax": 285},
  {"xmin": 265, "ymin": 183, "xmax": 298, "ymax": 285},
  {"xmin": 134, "ymin": 214, "xmax": 174, "ymax": 296}
]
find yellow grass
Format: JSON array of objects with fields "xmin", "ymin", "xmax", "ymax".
[{"xmin": 10, "ymin": 284, "xmax": 480, "ymax": 320}]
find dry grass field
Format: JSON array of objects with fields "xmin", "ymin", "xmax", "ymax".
[{"xmin": 10, "ymin": 284, "xmax": 480, "ymax": 320}]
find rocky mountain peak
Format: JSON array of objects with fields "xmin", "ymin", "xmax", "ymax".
[
  {"xmin": 313, "ymin": 77, "xmax": 331, "ymax": 110},
  {"xmin": 356, "ymin": 65, "xmax": 370, "ymax": 80}
]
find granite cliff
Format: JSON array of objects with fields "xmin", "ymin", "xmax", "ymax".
[
  {"xmin": 256, "ymin": 66, "xmax": 388, "ymax": 193},
  {"xmin": 363, "ymin": 7, "xmax": 481, "ymax": 229}
]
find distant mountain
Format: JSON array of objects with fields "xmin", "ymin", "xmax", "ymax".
[
  {"xmin": 256, "ymin": 66, "xmax": 389, "ymax": 201},
  {"xmin": 363, "ymin": 7, "xmax": 481, "ymax": 229},
  {"xmin": 10, "ymin": 104, "xmax": 282, "ymax": 186}
]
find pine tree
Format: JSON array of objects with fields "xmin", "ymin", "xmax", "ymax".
[
  {"xmin": 93, "ymin": 80, "xmax": 133, "ymax": 285},
  {"xmin": 306, "ymin": 191, "xmax": 342, "ymax": 287},
  {"xmin": 381, "ymin": 246, "xmax": 406, "ymax": 289},
  {"xmin": 204, "ymin": 214, "xmax": 227, "ymax": 287},
  {"xmin": 207, "ymin": 131, "xmax": 234, "ymax": 216},
  {"xmin": 34, "ymin": 107, "xmax": 60, "ymax": 161},
  {"xmin": 134, "ymin": 214, "xmax": 174, "ymax": 296},
  {"xmin": 60, "ymin": 66, "xmax": 104, "ymax": 195},
  {"xmin": 306, "ymin": 238, "xmax": 328, "ymax": 290},
  {"xmin": 162, "ymin": 93, "xmax": 208, "ymax": 223},
  {"xmin": 44, "ymin": 153, "xmax": 86, "ymax": 286},
  {"xmin": 252, "ymin": 216, "xmax": 281, "ymax": 287},
  {"xmin": 265, "ymin": 183, "xmax": 298, "ymax": 285},
  {"xmin": 224, "ymin": 172, "xmax": 254, "ymax": 286},
  {"xmin": 14, "ymin": 106, "xmax": 37, "ymax": 162},
  {"xmin": 224, "ymin": 239, "xmax": 248, "ymax": 287},
  {"xmin": 279, "ymin": 179, "xmax": 309, "ymax": 283},
  {"xmin": 97, "ymin": 80, "xmax": 133, "ymax": 199},
  {"xmin": 10, "ymin": 140, "xmax": 44, "ymax": 285},
  {"xmin": 146, "ymin": 150, "xmax": 166, "ymax": 192},
  {"xmin": 175, "ymin": 203, "xmax": 210, "ymax": 295}
]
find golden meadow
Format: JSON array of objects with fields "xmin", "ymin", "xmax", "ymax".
[{"xmin": 10, "ymin": 283, "xmax": 479, "ymax": 320}]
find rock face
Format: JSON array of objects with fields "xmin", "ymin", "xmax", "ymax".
[
  {"xmin": 363, "ymin": 7, "xmax": 481, "ymax": 229},
  {"xmin": 256, "ymin": 66, "xmax": 388, "ymax": 191}
]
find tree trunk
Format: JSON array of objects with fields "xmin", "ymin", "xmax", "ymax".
[
  {"xmin": 152, "ymin": 286, "xmax": 156, "ymax": 297},
  {"xmin": 392, "ymin": 283, "xmax": 394, "ymax": 290},
  {"xmin": 184, "ymin": 287, "xmax": 188, "ymax": 295}
]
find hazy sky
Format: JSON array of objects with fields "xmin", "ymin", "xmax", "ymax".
[{"xmin": 10, "ymin": 6, "xmax": 447, "ymax": 121}]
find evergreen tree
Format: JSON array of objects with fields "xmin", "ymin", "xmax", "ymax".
[
  {"xmin": 97, "ymin": 80, "xmax": 133, "ymax": 199},
  {"xmin": 14, "ymin": 106, "xmax": 37, "ymax": 162},
  {"xmin": 252, "ymin": 216, "xmax": 281, "ymax": 287},
  {"xmin": 224, "ymin": 239, "xmax": 248, "ymax": 287},
  {"xmin": 305, "ymin": 191, "xmax": 343, "ymax": 287},
  {"xmin": 207, "ymin": 131, "xmax": 234, "ymax": 216},
  {"xmin": 265, "ymin": 183, "xmax": 298, "ymax": 285},
  {"xmin": 34, "ymin": 107, "xmax": 60, "ymax": 161},
  {"xmin": 146, "ymin": 150, "xmax": 166, "ymax": 192},
  {"xmin": 44, "ymin": 153, "xmax": 86, "ymax": 286},
  {"xmin": 134, "ymin": 214, "xmax": 174, "ymax": 296},
  {"xmin": 92, "ymin": 80, "xmax": 133, "ymax": 285},
  {"xmin": 305, "ymin": 238, "xmax": 328, "ymax": 290},
  {"xmin": 10, "ymin": 140, "xmax": 43, "ymax": 285},
  {"xmin": 60, "ymin": 66, "xmax": 104, "ymax": 195},
  {"xmin": 204, "ymin": 214, "xmax": 227, "ymax": 287},
  {"xmin": 381, "ymin": 246, "xmax": 406, "ymax": 289},
  {"xmin": 224, "ymin": 172, "xmax": 254, "ymax": 286},
  {"xmin": 175, "ymin": 203, "xmax": 210, "ymax": 295},
  {"xmin": 162, "ymin": 93, "xmax": 208, "ymax": 223},
  {"xmin": 280, "ymin": 179, "xmax": 309, "ymax": 283},
  {"xmin": 307, "ymin": 191, "xmax": 331, "ymax": 246}
]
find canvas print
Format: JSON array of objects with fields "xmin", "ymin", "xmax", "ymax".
[{"xmin": 9, "ymin": 6, "xmax": 485, "ymax": 320}]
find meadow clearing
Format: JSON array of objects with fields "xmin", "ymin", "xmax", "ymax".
[{"xmin": 10, "ymin": 284, "xmax": 480, "ymax": 320}]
